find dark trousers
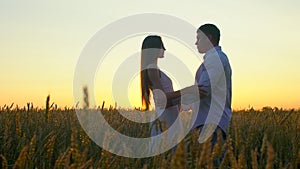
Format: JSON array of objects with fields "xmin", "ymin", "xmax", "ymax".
[
  {"xmin": 187, "ymin": 125, "xmax": 227, "ymax": 168},
  {"xmin": 196, "ymin": 125, "xmax": 227, "ymax": 150}
]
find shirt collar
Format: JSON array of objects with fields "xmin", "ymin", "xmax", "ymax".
[{"xmin": 203, "ymin": 46, "xmax": 222, "ymax": 60}]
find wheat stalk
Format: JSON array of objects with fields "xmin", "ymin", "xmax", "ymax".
[
  {"xmin": 251, "ymin": 149, "xmax": 259, "ymax": 169},
  {"xmin": 265, "ymin": 141, "xmax": 275, "ymax": 169},
  {"xmin": 13, "ymin": 145, "xmax": 29, "ymax": 169},
  {"xmin": 0, "ymin": 155, "xmax": 8, "ymax": 169}
]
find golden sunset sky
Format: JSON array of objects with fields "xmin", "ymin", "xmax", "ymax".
[{"xmin": 1, "ymin": 0, "xmax": 299, "ymax": 110}]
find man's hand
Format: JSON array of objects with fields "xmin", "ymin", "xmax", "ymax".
[
  {"xmin": 182, "ymin": 85, "xmax": 208, "ymax": 97},
  {"xmin": 181, "ymin": 93, "xmax": 200, "ymax": 105},
  {"xmin": 180, "ymin": 85, "xmax": 208, "ymax": 105},
  {"xmin": 198, "ymin": 86, "xmax": 208, "ymax": 97}
]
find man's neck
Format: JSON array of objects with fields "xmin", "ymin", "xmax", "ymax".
[{"xmin": 203, "ymin": 45, "xmax": 221, "ymax": 60}]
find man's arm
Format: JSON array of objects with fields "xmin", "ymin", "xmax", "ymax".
[
  {"xmin": 164, "ymin": 85, "xmax": 208, "ymax": 108},
  {"xmin": 147, "ymin": 68, "xmax": 207, "ymax": 109}
]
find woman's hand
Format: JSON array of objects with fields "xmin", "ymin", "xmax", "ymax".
[
  {"xmin": 182, "ymin": 85, "xmax": 208, "ymax": 96},
  {"xmin": 181, "ymin": 93, "xmax": 200, "ymax": 105}
]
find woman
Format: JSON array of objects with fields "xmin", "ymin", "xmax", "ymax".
[{"xmin": 140, "ymin": 35, "xmax": 183, "ymax": 153}]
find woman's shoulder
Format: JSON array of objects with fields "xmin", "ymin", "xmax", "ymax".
[{"xmin": 159, "ymin": 70, "xmax": 172, "ymax": 83}]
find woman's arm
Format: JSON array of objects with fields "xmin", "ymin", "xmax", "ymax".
[
  {"xmin": 147, "ymin": 68, "xmax": 207, "ymax": 109},
  {"xmin": 165, "ymin": 85, "xmax": 208, "ymax": 108}
]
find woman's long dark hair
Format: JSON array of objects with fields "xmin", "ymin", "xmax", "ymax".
[
  {"xmin": 141, "ymin": 69, "xmax": 151, "ymax": 110},
  {"xmin": 140, "ymin": 35, "xmax": 165, "ymax": 110}
]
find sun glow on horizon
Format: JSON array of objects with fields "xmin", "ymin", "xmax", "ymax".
[{"xmin": 0, "ymin": 1, "xmax": 299, "ymax": 110}]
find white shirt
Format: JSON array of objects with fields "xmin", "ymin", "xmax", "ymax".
[{"xmin": 193, "ymin": 46, "xmax": 232, "ymax": 132}]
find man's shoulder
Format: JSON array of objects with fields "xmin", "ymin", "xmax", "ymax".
[
  {"xmin": 217, "ymin": 48, "xmax": 230, "ymax": 66},
  {"xmin": 203, "ymin": 49, "xmax": 230, "ymax": 70}
]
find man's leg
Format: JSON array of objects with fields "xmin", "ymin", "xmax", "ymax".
[
  {"xmin": 186, "ymin": 125, "xmax": 227, "ymax": 168},
  {"xmin": 210, "ymin": 126, "xmax": 227, "ymax": 168}
]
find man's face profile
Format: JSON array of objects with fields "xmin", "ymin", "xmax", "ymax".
[{"xmin": 195, "ymin": 32, "xmax": 208, "ymax": 54}]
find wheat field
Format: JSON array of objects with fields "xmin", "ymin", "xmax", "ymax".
[{"xmin": 0, "ymin": 100, "xmax": 299, "ymax": 169}]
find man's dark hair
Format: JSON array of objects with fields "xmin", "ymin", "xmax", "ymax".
[{"xmin": 198, "ymin": 24, "xmax": 220, "ymax": 44}]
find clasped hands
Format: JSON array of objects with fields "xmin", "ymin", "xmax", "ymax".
[{"xmin": 153, "ymin": 85, "xmax": 207, "ymax": 109}]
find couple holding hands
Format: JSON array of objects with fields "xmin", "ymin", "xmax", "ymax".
[{"xmin": 140, "ymin": 23, "xmax": 232, "ymax": 164}]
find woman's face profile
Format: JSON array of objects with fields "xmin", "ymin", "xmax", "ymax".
[{"xmin": 158, "ymin": 48, "xmax": 165, "ymax": 58}]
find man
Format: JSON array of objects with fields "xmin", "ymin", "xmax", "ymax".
[
  {"xmin": 193, "ymin": 23, "xmax": 232, "ymax": 141},
  {"xmin": 189, "ymin": 23, "xmax": 232, "ymax": 167},
  {"xmin": 161, "ymin": 23, "xmax": 232, "ymax": 139},
  {"xmin": 155, "ymin": 23, "xmax": 232, "ymax": 166}
]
